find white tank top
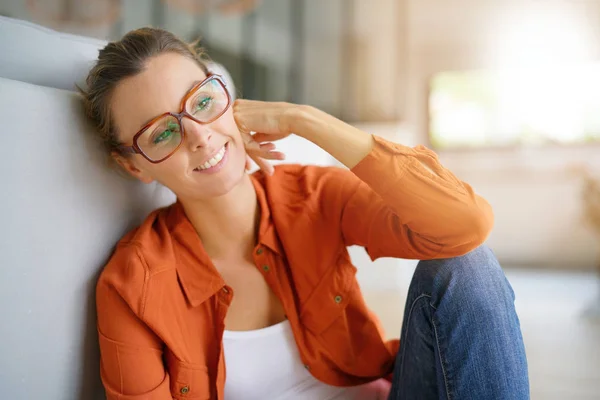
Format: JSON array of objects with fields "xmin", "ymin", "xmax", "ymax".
[{"xmin": 223, "ymin": 320, "xmax": 390, "ymax": 400}]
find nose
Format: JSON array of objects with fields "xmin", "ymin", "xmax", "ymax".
[{"xmin": 182, "ymin": 117, "xmax": 213, "ymax": 151}]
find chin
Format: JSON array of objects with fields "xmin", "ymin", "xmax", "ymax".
[
  {"xmin": 189, "ymin": 158, "xmax": 247, "ymax": 200},
  {"xmin": 168, "ymin": 140, "xmax": 249, "ymax": 200},
  {"xmin": 208, "ymin": 167, "xmax": 247, "ymax": 198}
]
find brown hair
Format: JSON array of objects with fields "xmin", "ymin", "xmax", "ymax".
[{"xmin": 79, "ymin": 27, "xmax": 210, "ymax": 155}]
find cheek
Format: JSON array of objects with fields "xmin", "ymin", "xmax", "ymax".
[
  {"xmin": 218, "ymin": 109, "xmax": 242, "ymax": 138},
  {"xmin": 145, "ymin": 155, "xmax": 188, "ymax": 180}
]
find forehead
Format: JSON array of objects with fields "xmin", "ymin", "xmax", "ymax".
[{"xmin": 111, "ymin": 52, "xmax": 207, "ymax": 141}]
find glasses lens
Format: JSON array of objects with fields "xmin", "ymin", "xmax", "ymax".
[
  {"xmin": 185, "ymin": 78, "xmax": 229, "ymax": 122},
  {"xmin": 137, "ymin": 115, "xmax": 182, "ymax": 161}
]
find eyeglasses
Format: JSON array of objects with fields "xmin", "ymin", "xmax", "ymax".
[{"xmin": 117, "ymin": 74, "xmax": 231, "ymax": 163}]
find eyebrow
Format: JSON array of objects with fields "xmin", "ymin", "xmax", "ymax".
[{"xmin": 135, "ymin": 78, "xmax": 206, "ymax": 132}]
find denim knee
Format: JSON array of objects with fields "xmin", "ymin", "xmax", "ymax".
[{"xmin": 412, "ymin": 245, "xmax": 515, "ymax": 311}]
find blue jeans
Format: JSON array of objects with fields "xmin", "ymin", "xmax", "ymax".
[{"xmin": 388, "ymin": 245, "xmax": 530, "ymax": 400}]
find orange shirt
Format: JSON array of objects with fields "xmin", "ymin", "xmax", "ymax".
[{"xmin": 96, "ymin": 136, "xmax": 493, "ymax": 399}]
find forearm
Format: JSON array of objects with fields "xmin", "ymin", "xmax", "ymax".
[
  {"xmin": 292, "ymin": 106, "xmax": 374, "ymax": 169},
  {"xmin": 276, "ymin": 103, "xmax": 492, "ymax": 257},
  {"xmin": 347, "ymin": 136, "xmax": 494, "ymax": 254},
  {"xmin": 290, "ymin": 105, "xmax": 493, "ymax": 253}
]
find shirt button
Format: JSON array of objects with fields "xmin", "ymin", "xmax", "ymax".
[
  {"xmin": 334, "ymin": 295, "xmax": 343, "ymax": 304},
  {"xmin": 262, "ymin": 265, "xmax": 270, "ymax": 272},
  {"xmin": 222, "ymin": 287, "xmax": 230, "ymax": 294},
  {"xmin": 304, "ymin": 364, "xmax": 310, "ymax": 370},
  {"xmin": 180, "ymin": 386, "xmax": 190, "ymax": 394},
  {"xmin": 256, "ymin": 248, "xmax": 264, "ymax": 255}
]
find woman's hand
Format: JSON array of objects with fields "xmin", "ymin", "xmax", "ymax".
[
  {"xmin": 234, "ymin": 98, "xmax": 374, "ymax": 171},
  {"xmin": 242, "ymin": 142, "xmax": 284, "ymax": 176},
  {"xmin": 234, "ymin": 99, "xmax": 303, "ymax": 175}
]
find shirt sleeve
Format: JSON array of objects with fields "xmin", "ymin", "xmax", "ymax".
[
  {"xmin": 96, "ymin": 245, "xmax": 172, "ymax": 400},
  {"xmin": 338, "ymin": 135, "xmax": 494, "ymax": 260}
]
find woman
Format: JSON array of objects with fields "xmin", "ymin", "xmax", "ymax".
[{"xmin": 82, "ymin": 28, "xmax": 529, "ymax": 399}]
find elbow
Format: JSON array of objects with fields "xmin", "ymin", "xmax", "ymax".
[
  {"xmin": 471, "ymin": 205, "xmax": 494, "ymax": 245},
  {"xmin": 456, "ymin": 202, "xmax": 495, "ymax": 255},
  {"xmin": 438, "ymin": 202, "xmax": 494, "ymax": 258}
]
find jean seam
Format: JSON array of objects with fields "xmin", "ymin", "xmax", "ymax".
[
  {"xmin": 396, "ymin": 293, "xmax": 431, "ymax": 399},
  {"xmin": 431, "ymin": 307, "xmax": 451, "ymax": 400}
]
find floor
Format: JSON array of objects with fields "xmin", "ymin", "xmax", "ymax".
[{"xmin": 361, "ymin": 266, "xmax": 600, "ymax": 400}]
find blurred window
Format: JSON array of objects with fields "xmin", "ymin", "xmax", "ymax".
[{"xmin": 429, "ymin": 65, "xmax": 600, "ymax": 149}]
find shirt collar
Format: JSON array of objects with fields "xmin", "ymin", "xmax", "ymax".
[
  {"xmin": 165, "ymin": 173, "xmax": 282, "ymax": 307},
  {"xmin": 251, "ymin": 173, "xmax": 283, "ymax": 256},
  {"xmin": 166, "ymin": 202, "xmax": 224, "ymax": 307}
]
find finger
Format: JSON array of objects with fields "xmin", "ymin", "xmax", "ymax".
[
  {"xmin": 234, "ymin": 108, "xmax": 258, "ymax": 136},
  {"xmin": 252, "ymin": 132, "xmax": 289, "ymax": 143},
  {"xmin": 246, "ymin": 149, "xmax": 285, "ymax": 161},
  {"xmin": 252, "ymin": 150, "xmax": 285, "ymax": 161},
  {"xmin": 270, "ymin": 151, "xmax": 286, "ymax": 160},
  {"xmin": 251, "ymin": 154, "xmax": 274, "ymax": 176},
  {"xmin": 234, "ymin": 101, "xmax": 291, "ymax": 136},
  {"xmin": 241, "ymin": 130, "xmax": 261, "ymax": 151},
  {"xmin": 259, "ymin": 142, "xmax": 276, "ymax": 151},
  {"xmin": 252, "ymin": 132, "xmax": 269, "ymax": 143},
  {"xmin": 256, "ymin": 159, "xmax": 274, "ymax": 176},
  {"xmin": 247, "ymin": 144, "xmax": 284, "ymax": 157}
]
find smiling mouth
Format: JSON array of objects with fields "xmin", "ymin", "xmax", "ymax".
[{"xmin": 194, "ymin": 142, "xmax": 228, "ymax": 172}]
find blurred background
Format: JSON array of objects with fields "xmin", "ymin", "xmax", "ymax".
[{"xmin": 2, "ymin": 0, "xmax": 599, "ymax": 398}]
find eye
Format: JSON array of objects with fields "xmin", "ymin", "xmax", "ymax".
[
  {"xmin": 153, "ymin": 129, "xmax": 172, "ymax": 144},
  {"xmin": 196, "ymin": 96, "xmax": 213, "ymax": 111},
  {"xmin": 152, "ymin": 121, "xmax": 179, "ymax": 144}
]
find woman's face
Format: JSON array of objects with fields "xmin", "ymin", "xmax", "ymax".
[{"xmin": 110, "ymin": 52, "xmax": 247, "ymax": 200}]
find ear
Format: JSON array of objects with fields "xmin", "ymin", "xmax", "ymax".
[{"xmin": 111, "ymin": 152, "xmax": 155, "ymax": 184}]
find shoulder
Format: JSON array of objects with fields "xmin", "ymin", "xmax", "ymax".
[
  {"xmin": 251, "ymin": 164, "xmax": 365, "ymax": 223},
  {"xmin": 255, "ymin": 163, "xmax": 362, "ymax": 198},
  {"xmin": 96, "ymin": 205, "xmax": 177, "ymax": 315}
]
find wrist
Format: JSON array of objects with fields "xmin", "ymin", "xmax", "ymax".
[{"xmin": 287, "ymin": 105, "xmax": 323, "ymax": 142}]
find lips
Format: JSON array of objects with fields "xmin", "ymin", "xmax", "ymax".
[{"xmin": 194, "ymin": 142, "xmax": 228, "ymax": 171}]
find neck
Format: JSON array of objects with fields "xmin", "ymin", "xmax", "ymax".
[{"xmin": 180, "ymin": 174, "xmax": 259, "ymax": 260}]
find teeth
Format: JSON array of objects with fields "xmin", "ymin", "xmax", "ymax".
[{"xmin": 196, "ymin": 145, "xmax": 226, "ymax": 171}]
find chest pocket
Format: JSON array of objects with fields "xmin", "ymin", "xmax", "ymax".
[
  {"xmin": 299, "ymin": 255, "xmax": 357, "ymax": 335},
  {"xmin": 168, "ymin": 359, "xmax": 211, "ymax": 400},
  {"xmin": 299, "ymin": 255, "xmax": 391, "ymax": 374}
]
